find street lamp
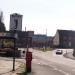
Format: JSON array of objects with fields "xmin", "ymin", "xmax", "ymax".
[{"xmin": 12, "ymin": 29, "xmax": 17, "ymax": 71}]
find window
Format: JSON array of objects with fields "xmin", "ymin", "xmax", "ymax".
[{"xmin": 14, "ymin": 19, "xmax": 18, "ymax": 29}]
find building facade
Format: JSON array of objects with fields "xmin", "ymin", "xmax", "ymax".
[
  {"xmin": 10, "ymin": 13, "xmax": 22, "ymax": 31},
  {"xmin": 32, "ymin": 34, "xmax": 53, "ymax": 48},
  {"xmin": 6, "ymin": 31, "xmax": 33, "ymax": 48},
  {"xmin": 53, "ymin": 30, "xmax": 75, "ymax": 48}
]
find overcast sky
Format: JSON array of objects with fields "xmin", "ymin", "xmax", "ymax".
[{"xmin": 0, "ymin": 0, "xmax": 75, "ymax": 36}]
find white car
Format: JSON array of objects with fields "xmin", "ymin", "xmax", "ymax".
[{"xmin": 56, "ymin": 50, "xmax": 63, "ymax": 54}]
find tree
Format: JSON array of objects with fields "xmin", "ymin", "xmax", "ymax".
[{"xmin": 0, "ymin": 11, "xmax": 6, "ymax": 32}]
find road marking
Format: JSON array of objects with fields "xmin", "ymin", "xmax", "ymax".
[
  {"xmin": 38, "ymin": 63, "xmax": 41, "ymax": 64},
  {"xmin": 53, "ymin": 68, "xmax": 58, "ymax": 70},
  {"xmin": 53, "ymin": 67, "xmax": 70, "ymax": 75},
  {"xmin": 58, "ymin": 69, "xmax": 70, "ymax": 75},
  {"xmin": 34, "ymin": 58, "xmax": 70, "ymax": 75},
  {"xmin": 33, "ymin": 54, "xmax": 71, "ymax": 75}
]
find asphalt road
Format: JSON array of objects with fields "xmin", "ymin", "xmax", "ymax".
[
  {"xmin": 31, "ymin": 49, "xmax": 75, "ymax": 75},
  {"xmin": 28, "ymin": 62, "xmax": 64, "ymax": 75},
  {"xmin": 0, "ymin": 48, "xmax": 75, "ymax": 75},
  {"xmin": 32, "ymin": 56, "xmax": 75, "ymax": 75}
]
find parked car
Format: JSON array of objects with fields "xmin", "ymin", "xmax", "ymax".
[{"xmin": 56, "ymin": 50, "xmax": 63, "ymax": 54}]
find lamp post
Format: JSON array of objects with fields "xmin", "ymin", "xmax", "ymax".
[
  {"xmin": 12, "ymin": 29, "xmax": 17, "ymax": 71},
  {"xmin": 12, "ymin": 18, "xmax": 18, "ymax": 71},
  {"xmin": 13, "ymin": 38, "xmax": 15, "ymax": 71}
]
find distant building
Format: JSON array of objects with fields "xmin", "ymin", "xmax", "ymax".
[
  {"xmin": 5, "ymin": 31, "xmax": 34, "ymax": 48},
  {"xmin": 53, "ymin": 30, "xmax": 75, "ymax": 48},
  {"xmin": 32, "ymin": 34, "xmax": 53, "ymax": 48},
  {"xmin": 10, "ymin": 13, "xmax": 22, "ymax": 31},
  {"xmin": 47, "ymin": 36, "xmax": 53, "ymax": 48},
  {"xmin": 16, "ymin": 31, "xmax": 33, "ymax": 48},
  {"xmin": 0, "ymin": 21, "xmax": 6, "ymax": 32},
  {"xmin": 27, "ymin": 31, "xmax": 34, "ymax": 37}
]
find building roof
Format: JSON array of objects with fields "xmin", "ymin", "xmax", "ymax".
[
  {"xmin": 10, "ymin": 13, "xmax": 22, "ymax": 17},
  {"xmin": 32, "ymin": 34, "xmax": 53, "ymax": 42},
  {"xmin": 57, "ymin": 29, "xmax": 75, "ymax": 37}
]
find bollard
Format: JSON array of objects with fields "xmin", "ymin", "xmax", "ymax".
[{"xmin": 26, "ymin": 51, "xmax": 32, "ymax": 73}]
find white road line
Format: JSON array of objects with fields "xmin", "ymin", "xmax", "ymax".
[{"xmin": 53, "ymin": 67, "xmax": 70, "ymax": 75}]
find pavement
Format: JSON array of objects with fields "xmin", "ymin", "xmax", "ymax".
[
  {"xmin": 64, "ymin": 51, "xmax": 75, "ymax": 60},
  {"xmin": 0, "ymin": 50, "xmax": 75, "ymax": 75},
  {"xmin": 0, "ymin": 58, "xmax": 23, "ymax": 75}
]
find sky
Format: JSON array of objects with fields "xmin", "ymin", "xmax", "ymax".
[{"xmin": 0, "ymin": 0, "xmax": 75, "ymax": 36}]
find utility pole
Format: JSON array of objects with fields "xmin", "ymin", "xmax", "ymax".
[
  {"xmin": 13, "ymin": 38, "xmax": 15, "ymax": 71},
  {"xmin": 12, "ymin": 19, "xmax": 18, "ymax": 71},
  {"xmin": 45, "ymin": 28, "xmax": 47, "ymax": 50},
  {"xmin": 25, "ymin": 26, "xmax": 26, "ymax": 32},
  {"xmin": 46, "ymin": 28, "xmax": 47, "ymax": 36}
]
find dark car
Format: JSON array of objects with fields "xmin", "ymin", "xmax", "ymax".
[{"xmin": 56, "ymin": 50, "xmax": 63, "ymax": 54}]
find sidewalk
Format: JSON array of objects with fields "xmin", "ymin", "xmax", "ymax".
[
  {"xmin": 1, "ymin": 50, "xmax": 75, "ymax": 75},
  {"xmin": 64, "ymin": 51, "xmax": 75, "ymax": 60},
  {"xmin": 0, "ymin": 59, "xmax": 22, "ymax": 75}
]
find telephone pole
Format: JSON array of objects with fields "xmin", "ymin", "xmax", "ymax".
[{"xmin": 46, "ymin": 28, "xmax": 47, "ymax": 36}]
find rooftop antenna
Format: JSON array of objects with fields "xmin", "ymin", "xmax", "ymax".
[
  {"xmin": 46, "ymin": 28, "xmax": 47, "ymax": 36},
  {"xmin": 25, "ymin": 26, "xmax": 26, "ymax": 31}
]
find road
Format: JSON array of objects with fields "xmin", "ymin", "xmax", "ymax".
[
  {"xmin": 0, "ymin": 48, "xmax": 75, "ymax": 75},
  {"xmin": 29, "ymin": 49, "xmax": 75, "ymax": 75},
  {"xmin": 29, "ymin": 62, "xmax": 64, "ymax": 75}
]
